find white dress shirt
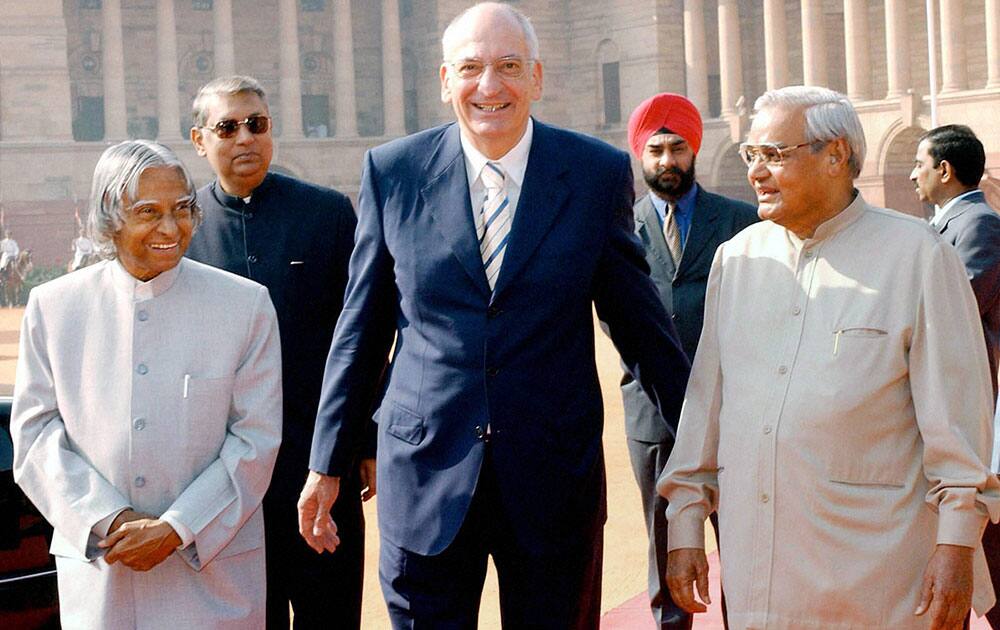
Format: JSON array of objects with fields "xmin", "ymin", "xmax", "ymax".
[{"xmin": 460, "ymin": 118, "xmax": 534, "ymax": 221}]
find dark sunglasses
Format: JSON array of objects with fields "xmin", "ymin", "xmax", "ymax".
[{"xmin": 200, "ymin": 115, "xmax": 271, "ymax": 139}]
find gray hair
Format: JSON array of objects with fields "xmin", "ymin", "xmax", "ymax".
[
  {"xmin": 441, "ymin": 2, "xmax": 540, "ymax": 61},
  {"xmin": 192, "ymin": 75, "xmax": 268, "ymax": 127},
  {"xmin": 753, "ymin": 86, "xmax": 867, "ymax": 178},
  {"xmin": 88, "ymin": 140, "xmax": 201, "ymax": 258}
]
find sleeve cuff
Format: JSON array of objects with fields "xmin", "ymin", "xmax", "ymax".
[
  {"xmin": 160, "ymin": 512, "xmax": 195, "ymax": 549},
  {"xmin": 937, "ymin": 507, "xmax": 987, "ymax": 548},
  {"xmin": 666, "ymin": 509, "xmax": 708, "ymax": 551},
  {"xmin": 91, "ymin": 506, "xmax": 131, "ymax": 538}
]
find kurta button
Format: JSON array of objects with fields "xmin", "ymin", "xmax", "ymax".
[
  {"xmin": 777, "ymin": 365, "xmax": 787, "ymax": 375},
  {"xmin": 671, "ymin": 313, "xmax": 678, "ymax": 321},
  {"xmin": 134, "ymin": 476, "xmax": 146, "ymax": 488},
  {"xmin": 137, "ymin": 310, "xmax": 149, "ymax": 321},
  {"xmin": 792, "ymin": 306, "xmax": 801, "ymax": 316},
  {"xmin": 474, "ymin": 425, "xmax": 485, "ymax": 439},
  {"xmin": 804, "ymin": 251, "xmax": 814, "ymax": 259},
  {"xmin": 763, "ymin": 425, "xmax": 771, "ymax": 434},
  {"xmin": 133, "ymin": 418, "xmax": 146, "ymax": 431},
  {"xmin": 761, "ymin": 493, "xmax": 769, "ymax": 503},
  {"xmin": 246, "ymin": 212, "xmax": 254, "ymax": 219},
  {"xmin": 486, "ymin": 367, "xmax": 499, "ymax": 377},
  {"xmin": 248, "ymin": 254, "xmax": 258, "ymax": 263},
  {"xmin": 136, "ymin": 363, "xmax": 148, "ymax": 375}
]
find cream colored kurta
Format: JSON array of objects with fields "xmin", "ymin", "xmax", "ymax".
[
  {"xmin": 658, "ymin": 195, "xmax": 1000, "ymax": 630},
  {"xmin": 12, "ymin": 258, "xmax": 282, "ymax": 630}
]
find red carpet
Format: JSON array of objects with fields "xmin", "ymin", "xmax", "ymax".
[{"xmin": 600, "ymin": 551, "xmax": 993, "ymax": 629}]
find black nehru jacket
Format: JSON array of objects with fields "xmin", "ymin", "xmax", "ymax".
[{"xmin": 187, "ymin": 172, "xmax": 371, "ymax": 500}]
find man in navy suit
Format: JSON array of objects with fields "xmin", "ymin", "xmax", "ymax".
[
  {"xmin": 623, "ymin": 93, "xmax": 757, "ymax": 630},
  {"xmin": 911, "ymin": 124, "xmax": 1000, "ymax": 629},
  {"xmin": 297, "ymin": 3, "xmax": 690, "ymax": 628}
]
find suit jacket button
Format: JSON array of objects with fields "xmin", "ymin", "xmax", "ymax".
[
  {"xmin": 474, "ymin": 425, "xmax": 485, "ymax": 439},
  {"xmin": 487, "ymin": 305, "xmax": 501, "ymax": 319},
  {"xmin": 671, "ymin": 313, "xmax": 678, "ymax": 321},
  {"xmin": 247, "ymin": 254, "xmax": 258, "ymax": 263},
  {"xmin": 486, "ymin": 367, "xmax": 499, "ymax": 377}
]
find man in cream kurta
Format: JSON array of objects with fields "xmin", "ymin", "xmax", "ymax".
[
  {"xmin": 12, "ymin": 256, "xmax": 281, "ymax": 629},
  {"xmin": 659, "ymin": 87, "xmax": 1000, "ymax": 630}
]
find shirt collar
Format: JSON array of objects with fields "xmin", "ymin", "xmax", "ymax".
[
  {"xmin": 932, "ymin": 188, "xmax": 980, "ymax": 225},
  {"xmin": 212, "ymin": 174, "xmax": 270, "ymax": 211},
  {"xmin": 648, "ymin": 183, "xmax": 700, "ymax": 220},
  {"xmin": 109, "ymin": 256, "xmax": 183, "ymax": 302},
  {"xmin": 461, "ymin": 118, "xmax": 533, "ymax": 189}
]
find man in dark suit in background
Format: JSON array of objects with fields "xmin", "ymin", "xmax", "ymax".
[
  {"xmin": 186, "ymin": 75, "xmax": 371, "ymax": 630},
  {"xmin": 911, "ymin": 123, "xmax": 1000, "ymax": 629},
  {"xmin": 297, "ymin": 4, "xmax": 690, "ymax": 628},
  {"xmin": 622, "ymin": 93, "xmax": 757, "ymax": 630}
]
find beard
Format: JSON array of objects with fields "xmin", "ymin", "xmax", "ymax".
[{"xmin": 644, "ymin": 160, "xmax": 697, "ymax": 200}]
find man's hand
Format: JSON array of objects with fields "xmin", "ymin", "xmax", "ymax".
[
  {"xmin": 107, "ymin": 508, "xmax": 150, "ymax": 534},
  {"xmin": 298, "ymin": 471, "xmax": 341, "ymax": 554},
  {"xmin": 98, "ymin": 519, "xmax": 181, "ymax": 571},
  {"xmin": 914, "ymin": 543, "xmax": 974, "ymax": 630},
  {"xmin": 666, "ymin": 548, "xmax": 712, "ymax": 613},
  {"xmin": 359, "ymin": 458, "xmax": 377, "ymax": 502}
]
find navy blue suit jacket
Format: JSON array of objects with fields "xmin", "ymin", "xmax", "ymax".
[{"xmin": 309, "ymin": 120, "xmax": 690, "ymax": 556}]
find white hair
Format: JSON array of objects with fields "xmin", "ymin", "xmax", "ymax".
[
  {"xmin": 754, "ymin": 85, "xmax": 867, "ymax": 178},
  {"xmin": 88, "ymin": 140, "xmax": 201, "ymax": 258},
  {"xmin": 441, "ymin": 2, "xmax": 540, "ymax": 60}
]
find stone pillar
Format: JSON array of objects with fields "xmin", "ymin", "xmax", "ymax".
[
  {"xmin": 717, "ymin": 0, "xmax": 743, "ymax": 117},
  {"xmin": 884, "ymin": 0, "xmax": 911, "ymax": 98},
  {"xmin": 844, "ymin": 0, "xmax": 871, "ymax": 101},
  {"xmin": 683, "ymin": 0, "xmax": 709, "ymax": 113},
  {"xmin": 762, "ymin": 0, "xmax": 788, "ymax": 90},
  {"xmin": 213, "ymin": 0, "xmax": 235, "ymax": 76},
  {"xmin": 382, "ymin": 0, "xmax": 406, "ymax": 136},
  {"xmin": 801, "ymin": 0, "xmax": 827, "ymax": 86},
  {"xmin": 989, "ymin": 0, "xmax": 1000, "ymax": 88},
  {"xmin": 333, "ymin": 0, "xmax": 358, "ymax": 136},
  {"xmin": 102, "ymin": 0, "xmax": 127, "ymax": 140},
  {"xmin": 156, "ymin": 0, "xmax": 182, "ymax": 140},
  {"xmin": 940, "ymin": 0, "xmax": 968, "ymax": 92},
  {"xmin": 279, "ymin": 0, "xmax": 304, "ymax": 138}
]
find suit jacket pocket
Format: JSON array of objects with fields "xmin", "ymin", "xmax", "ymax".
[{"xmin": 383, "ymin": 401, "xmax": 426, "ymax": 445}]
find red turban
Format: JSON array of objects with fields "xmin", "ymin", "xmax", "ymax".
[{"xmin": 627, "ymin": 93, "xmax": 704, "ymax": 158}]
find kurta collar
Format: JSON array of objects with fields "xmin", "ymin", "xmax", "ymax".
[
  {"xmin": 211, "ymin": 173, "xmax": 273, "ymax": 212},
  {"xmin": 110, "ymin": 257, "xmax": 182, "ymax": 302},
  {"xmin": 786, "ymin": 189, "xmax": 866, "ymax": 249}
]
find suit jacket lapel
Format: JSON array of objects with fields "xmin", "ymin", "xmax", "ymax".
[
  {"xmin": 635, "ymin": 194, "xmax": 675, "ymax": 277},
  {"xmin": 937, "ymin": 190, "xmax": 985, "ymax": 234},
  {"xmin": 676, "ymin": 186, "xmax": 720, "ymax": 278},
  {"xmin": 492, "ymin": 121, "xmax": 571, "ymax": 298},
  {"xmin": 421, "ymin": 125, "xmax": 492, "ymax": 296}
]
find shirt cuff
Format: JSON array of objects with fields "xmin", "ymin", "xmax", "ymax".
[
  {"xmin": 92, "ymin": 506, "xmax": 131, "ymax": 537},
  {"xmin": 159, "ymin": 512, "xmax": 195, "ymax": 549},
  {"xmin": 666, "ymin": 508, "xmax": 708, "ymax": 551},
  {"xmin": 937, "ymin": 507, "xmax": 987, "ymax": 548}
]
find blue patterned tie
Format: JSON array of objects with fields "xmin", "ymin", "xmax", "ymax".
[{"xmin": 477, "ymin": 162, "xmax": 510, "ymax": 290}]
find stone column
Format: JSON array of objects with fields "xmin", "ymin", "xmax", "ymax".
[
  {"xmin": 762, "ymin": 0, "xmax": 788, "ymax": 90},
  {"xmin": 844, "ymin": 0, "xmax": 871, "ymax": 101},
  {"xmin": 156, "ymin": 0, "xmax": 182, "ymax": 140},
  {"xmin": 279, "ymin": 0, "xmax": 304, "ymax": 138},
  {"xmin": 989, "ymin": 0, "xmax": 1000, "ymax": 88},
  {"xmin": 801, "ymin": 0, "xmax": 827, "ymax": 86},
  {"xmin": 102, "ymin": 0, "xmax": 127, "ymax": 140},
  {"xmin": 213, "ymin": 0, "xmax": 235, "ymax": 76},
  {"xmin": 683, "ymin": 0, "xmax": 709, "ymax": 114},
  {"xmin": 939, "ymin": 0, "xmax": 968, "ymax": 92},
  {"xmin": 717, "ymin": 0, "xmax": 743, "ymax": 117},
  {"xmin": 382, "ymin": 0, "xmax": 406, "ymax": 136},
  {"xmin": 884, "ymin": 0, "xmax": 911, "ymax": 98},
  {"xmin": 333, "ymin": 0, "xmax": 358, "ymax": 136}
]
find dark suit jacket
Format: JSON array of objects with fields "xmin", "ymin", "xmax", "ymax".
[
  {"xmin": 936, "ymin": 189, "xmax": 1000, "ymax": 397},
  {"xmin": 623, "ymin": 187, "xmax": 757, "ymax": 442},
  {"xmin": 308, "ymin": 120, "xmax": 690, "ymax": 556},
  {"xmin": 186, "ymin": 172, "xmax": 361, "ymax": 503}
]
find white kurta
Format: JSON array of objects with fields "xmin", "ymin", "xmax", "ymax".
[
  {"xmin": 12, "ymin": 258, "xmax": 282, "ymax": 630},
  {"xmin": 659, "ymin": 195, "xmax": 1000, "ymax": 629}
]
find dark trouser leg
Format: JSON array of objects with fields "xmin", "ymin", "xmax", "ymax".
[
  {"xmin": 627, "ymin": 437, "xmax": 691, "ymax": 630},
  {"xmin": 984, "ymin": 517, "xmax": 1000, "ymax": 628},
  {"xmin": 264, "ymin": 473, "xmax": 365, "ymax": 630}
]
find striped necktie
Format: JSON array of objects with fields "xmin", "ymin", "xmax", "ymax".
[
  {"xmin": 477, "ymin": 162, "xmax": 511, "ymax": 290},
  {"xmin": 663, "ymin": 201, "xmax": 682, "ymax": 266}
]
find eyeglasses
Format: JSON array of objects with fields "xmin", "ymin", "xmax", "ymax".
[
  {"xmin": 126, "ymin": 201, "xmax": 197, "ymax": 226},
  {"xmin": 199, "ymin": 115, "xmax": 271, "ymax": 139},
  {"xmin": 738, "ymin": 141, "xmax": 818, "ymax": 167},
  {"xmin": 446, "ymin": 56, "xmax": 534, "ymax": 80}
]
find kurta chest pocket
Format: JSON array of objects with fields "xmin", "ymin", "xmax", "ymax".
[
  {"xmin": 832, "ymin": 327, "xmax": 888, "ymax": 356},
  {"xmin": 181, "ymin": 375, "xmax": 235, "ymax": 460}
]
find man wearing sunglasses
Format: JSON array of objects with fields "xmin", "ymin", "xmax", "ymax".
[
  {"xmin": 660, "ymin": 86, "xmax": 1000, "ymax": 629},
  {"xmin": 186, "ymin": 75, "xmax": 372, "ymax": 630}
]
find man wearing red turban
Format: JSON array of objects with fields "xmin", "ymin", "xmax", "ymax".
[{"xmin": 621, "ymin": 93, "xmax": 758, "ymax": 630}]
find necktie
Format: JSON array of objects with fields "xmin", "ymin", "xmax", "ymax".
[
  {"xmin": 477, "ymin": 162, "xmax": 511, "ymax": 290},
  {"xmin": 664, "ymin": 202, "xmax": 682, "ymax": 266}
]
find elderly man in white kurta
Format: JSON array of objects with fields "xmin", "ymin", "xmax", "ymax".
[
  {"xmin": 659, "ymin": 86, "xmax": 1000, "ymax": 630},
  {"xmin": 11, "ymin": 140, "xmax": 281, "ymax": 629}
]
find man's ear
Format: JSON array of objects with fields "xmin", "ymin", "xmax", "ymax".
[
  {"xmin": 938, "ymin": 159, "xmax": 956, "ymax": 184},
  {"xmin": 440, "ymin": 64, "xmax": 453, "ymax": 104},
  {"xmin": 827, "ymin": 137, "xmax": 851, "ymax": 174},
  {"xmin": 190, "ymin": 127, "xmax": 207, "ymax": 157}
]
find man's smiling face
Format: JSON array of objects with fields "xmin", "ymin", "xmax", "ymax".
[{"xmin": 439, "ymin": 4, "xmax": 543, "ymax": 159}]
